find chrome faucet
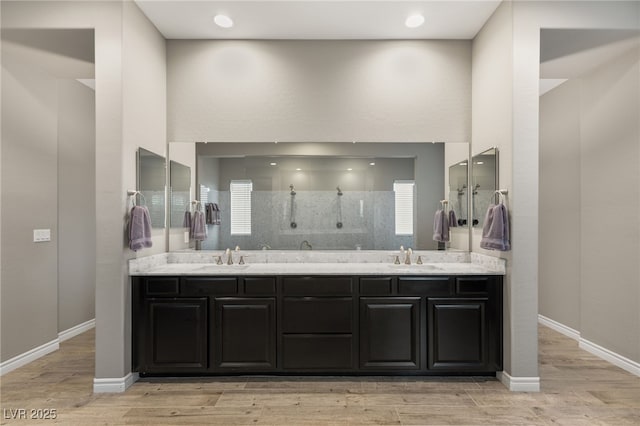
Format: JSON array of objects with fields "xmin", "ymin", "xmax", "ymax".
[
  {"xmin": 260, "ymin": 243, "xmax": 272, "ymax": 250},
  {"xmin": 404, "ymin": 248, "xmax": 413, "ymax": 265},
  {"xmin": 300, "ymin": 240, "xmax": 312, "ymax": 250},
  {"xmin": 225, "ymin": 248, "xmax": 233, "ymax": 265}
]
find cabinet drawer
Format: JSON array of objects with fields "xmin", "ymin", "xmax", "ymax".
[
  {"xmin": 181, "ymin": 277, "xmax": 237, "ymax": 296},
  {"xmin": 283, "ymin": 298, "xmax": 353, "ymax": 333},
  {"xmin": 144, "ymin": 277, "xmax": 180, "ymax": 296},
  {"xmin": 282, "ymin": 277, "xmax": 352, "ymax": 296},
  {"xmin": 398, "ymin": 277, "xmax": 452, "ymax": 296},
  {"xmin": 456, "ymin": 277, "xmax": 489, "ymax": 295},
  {"xmin": 359, "ymin": 277, "xmax": 393, "ymax": 295},
  {"xmin": 282, "ymin": 334, "xmax": 353, "ymax": 369},
  {"xmin": 243, "ymin": 277, "xmax": 276, "ymax": 295}
]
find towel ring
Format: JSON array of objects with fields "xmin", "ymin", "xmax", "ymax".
[
  {"xmin": 491, "ymin": 189, "xmax": 508, "ymax": 204},
  {"xmin": 127, "ymin": 190, "xmax": 146, "ymax": 206}
]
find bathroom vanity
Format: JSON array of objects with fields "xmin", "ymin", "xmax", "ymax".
[{"xmin": 130, "ymin": 252, "xmax": 504, "ymax": 377}]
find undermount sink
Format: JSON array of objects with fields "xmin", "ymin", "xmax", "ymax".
[
  {"xmin": 194, "ymin": 264, "xmax": 250, "ymax": 271},
  {"xmin": 387, "ymin": 263, "xmax": 440, "ymax": 270}
]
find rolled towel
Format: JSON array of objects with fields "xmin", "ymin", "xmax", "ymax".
[
  {"xmin": 480, "ymin": 204, "xmax": 511, "ymax": 251},
  {"xmin": 432, "ymin": 209, "xmax": 450, "ymax": 242},
  {"xmin": 449, "ymin": 209, "xmax": 458, "ymax": 228},
  {"xmin": 129, "ymin": 205, "xmax": 153, "ymax": 251}
]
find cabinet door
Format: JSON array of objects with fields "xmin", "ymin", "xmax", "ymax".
[
  {"xmin": 428, "ymin": 299, "xmax": 488, "ymax": 371},
  {"xmin": 359, "ymin": 297, "xmax": 420, "ymax": 370},
  {"xmin": 215, "ymin": 298, "xmax": 276, "ymax": 370},
  {"xmin": 144, "ymin": 298, "xmax": 208, "ymax": 372}
]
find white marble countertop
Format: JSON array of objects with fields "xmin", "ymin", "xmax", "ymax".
[{"xmin": 129, "ymin": 251, "xmax": 505, "ymax": 276}]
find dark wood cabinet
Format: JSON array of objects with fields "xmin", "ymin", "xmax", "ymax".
[
  {"xmin": 281, "ymin": 277, "xmax": 355, "ymax": 370},
  {"xmin": 143, "ymin": 298, "xmax": 208, "ymax": 372},
  {"xmin": 427, "ymin": 294, "xmax": 502, "ymax": 372},
  {"xmin": 360, "ymin": 297, "xmax": 420, "ymax": 370},
  {"xmin": 132, "ymin": 274, "xmax": 502, "ymax": 376},
  {"xmin": 214, "ymin": 298, "xmax": 276, "ymax": 370}
]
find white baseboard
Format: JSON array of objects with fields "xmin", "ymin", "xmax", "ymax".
[
  {"xmin": 58, "ymin": 318, "xmax": 95, "ymax": 342},
  {"xmin": 579, "ymin": 338, "xmax": 640, "ymax": 377},
  {"xmin": 497, "ymin": 371, "xmax": 541, "ymax": 392},
  {"xmin": 538, "ymin": 314, "xmax": 640, "ymax": 378},
  {"xmin": 538, "ymin": 314, "xmax": 580, "ymax": 341},
  {"xmin": 93, "ymin": 372, "xmax": 139, "ymax": 393},
  {"xmin": 0, "ymin": 319, "xmax": 96, "ymax": 376},
  {"xmin": 0, "ymin": 339, "xmax": 59, "ymax": 376}
]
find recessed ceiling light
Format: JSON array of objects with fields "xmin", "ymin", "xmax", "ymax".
[
  {"xmin": 369, "ymin": 162, "xmax": 375, "ymax": 166},
  {"xmin": 296, "ymin": 168, "xmax": 302, "ymax": 171},
  {"xmin": 270, "ymin": 162, "xmax": 277, "ymax": 166},
  {"xmin": 405, "ymin": 14, "xmax": 425, "ymax": 28},
  {"xmin": 347, "ymin": 168, "xmax": 353, "ymax": 171},
  {"xmin": 214, "ymin": 14, "xmax": 233, "ymax": 28}
]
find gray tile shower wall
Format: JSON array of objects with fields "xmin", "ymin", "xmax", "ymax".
[{"xmin": 202, "ymin": 190, "xmax": 414, "ymax": 250}]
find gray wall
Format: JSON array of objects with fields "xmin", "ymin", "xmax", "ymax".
[
  {"xmin": 471, "ymin": 0, "xmax": 524, "ymax": 378},
  {"xmin": 540, "ymin": 41, "xmax": 640, "ymax": 363},
  {"xmin": 167, "ymin": 40, "xmax": 471, "ymax": 143},
  {"xmin": 1, "ymin": 28, "xmax": 96, "ymax": 362},
  {"xmin": 1, "ymin": 33, "xmax": 61, "ymax": 361},
  {"xmin": 472, "ymin": 0, "xmax": 640, "ymax": 385},
  {"xmin": 1, "ymin": 1, "xmax": 167, "ymax": 384},
  {"xmin": 58, "ymin": 79, "xmax": 96, "ymax": 333},
  {"xmin": 539, "ymin": 79, "xmax": 582, "ymax": 331}
]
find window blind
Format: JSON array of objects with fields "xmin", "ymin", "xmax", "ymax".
[
  {"xmin": 394, "ymin": 181, "xmax": 415, "ymax": 235},
  {"xmin": 230, "ymin": 180, "xmax": 252, "ymax": 235}
]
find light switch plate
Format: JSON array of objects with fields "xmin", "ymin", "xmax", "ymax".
[
  {"xmin": 184, "ymin": 231, "xmax": 190, "ymax": 243},
  {"xmin": 33, "ymin": 229, "xmax": 51, "ymax": 242}
]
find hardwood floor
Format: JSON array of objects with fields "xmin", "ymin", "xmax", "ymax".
[{"xmin": 1, "ymin": 326, "xmax": 639, "ymax": 425}]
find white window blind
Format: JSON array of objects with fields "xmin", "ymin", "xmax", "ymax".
[
  {"xmin": 230, "ymin": 180, "xmax": 252, "ymax": 235},
  {"xmin": 394, "ymin": 180, "xmax": 415, "ymax": 235},
  {"xmin": 199, "ymin": 185, "xmax": 210, "ymax": 204}
]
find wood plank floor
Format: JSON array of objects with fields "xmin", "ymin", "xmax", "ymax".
[{"xmin": 1, "ymin": 326, "xmax": 639, "ymax": 425}]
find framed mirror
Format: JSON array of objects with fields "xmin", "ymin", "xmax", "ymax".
[
  {"xmin": 448, "ymin": 160, "xmax": 469, "ymax": 227},
  {"xmin": 137, "ymin": 147, "xmax": 166, "ymax": 228},
  {"xmin": 169, "ymin": 160, "xmax": 191, "ymax": 228},
  {"xmin": 471, "ymin": 147, "xmax": 498, "ymax": 228}
]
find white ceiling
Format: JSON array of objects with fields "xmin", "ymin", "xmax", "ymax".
[{"xmin": 134, "ymin": 1, "xmax": 502, "ymax": 40}]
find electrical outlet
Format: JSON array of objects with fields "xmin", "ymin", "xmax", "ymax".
[
  {"xmin": 33, "ymin": 229, "xmax": 51, "ymax": 242},
  {"xmin": 184, "ymin": 231, "xmax": 190, "ymax": 243}
]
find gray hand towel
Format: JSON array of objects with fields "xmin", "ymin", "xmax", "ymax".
[
  {"xmin": 480, "ymin": 204, "xmax": 511, "ymax": 251},
  {"xmin": 129, "ymin": 205, "xmax": 153, "ymax": 251},
  {"xmin": 183, "ymin": 211, "xmax": 192, "ymax": 229},
  {"xmin": 449, "ymin": 209, "xmax": 458, "ymax": 228},
  {"xmin": 191, "ymin": 210, "xmax": 206, "ymax": 241},
  {"xmin": 432, "ymin": 209, "xmax": 450, "ymax": 242}
]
